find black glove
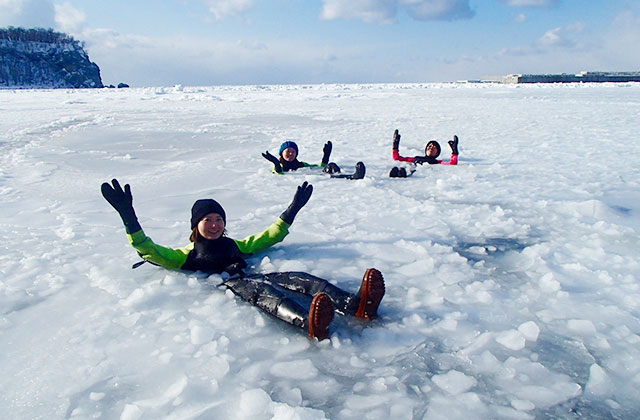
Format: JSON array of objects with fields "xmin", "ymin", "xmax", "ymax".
[
  {"xmin": 280, "ymin": 181, "xmax": 313, "ymax": 225},
  {"xmin": 223, "ymin": 259, "xmax": 247, "ymax": 277},
  {"xmin": 323, "ymin": 162, "xmax": 341, "ymax": 174},
  {"xmin": 448, "ymin": 135, "xmax": 459, "ymax": 155},
  {"xmin": 392, "ymin": 129, "xmax": 401, "ymax": 150},
  {"xmin": 322, "ymin": 141, "xmax": 332, "ymax": 165},
  {"xmin": 101, "ymin": 178, "xmax": 142, "ymax": 234},
  {"xmin": 262, "ymin": 151, "xmax": 283, "ymax": 173},
  {"xmin": 413, "ymin": 156, "xmax": 439, "ymax": 165}
]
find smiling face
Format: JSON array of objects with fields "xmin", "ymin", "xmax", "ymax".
[
  {"xmin": 426, "ymin": 142, "xmax": 439, "ymax": 157},
  {"xmin": 281, "ymin": 147, "xmax": 298, "ymax": 162},
  {"xmin": 197, "ymin": 212, "xmax": 225, "ymax": 240}
]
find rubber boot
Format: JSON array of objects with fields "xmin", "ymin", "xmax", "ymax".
[
  {"xmin": 346, "ymin": 268, "xmax": 385, "ymax": 320},
  {"xmin": 307, "ymin": 293, "xmax": 335, "ymax": 340},
  {"xmin": 323, "ymin": 162, "xmax": 341, "ymax": 174},
  {"xmin": 348, "ymin": 162, "xmax": 366, "ymax": 180}
]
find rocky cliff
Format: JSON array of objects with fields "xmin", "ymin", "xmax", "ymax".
[{"xmin": 1, "ymin": 27, "xmax": 103, "ymax": 89}]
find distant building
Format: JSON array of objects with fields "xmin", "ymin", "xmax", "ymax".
[{"xmin": 478, "ymin": 71, "xmax": 640, "ymax": 84}]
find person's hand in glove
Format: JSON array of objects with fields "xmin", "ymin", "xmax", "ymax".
[
  {"xmin": 392, "ymin": 129, "xmax": 401, "ymax": 151},
  {"xmin": 322, "ymin": 141, "xmax": 332, "ymax": 165},
  {"xmin": 279, "ymin": 181, "xmax": 313, "ymax": 225},
  {"xmin": 101, "ymin": 178, "xmax": 142, "ymax": 234},
  {"xmin": 223, "ymin": 258, "xmax": 247, "ymax": 277},
  {"xmin": 262, "ymin": 151, "xmax": 283, "ymax": 173},
  {"xmin": 448, "ymin": 135, "xmax": 459, "ymax": 155}
]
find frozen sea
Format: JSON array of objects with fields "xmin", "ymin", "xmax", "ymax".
[{"xmin": 1, "ymin": 82, "xmax": 639, "ymax": 419}]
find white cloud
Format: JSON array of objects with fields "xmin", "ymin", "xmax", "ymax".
[
  {"xmin": 399, "ymin": 0, "xmax": 474, "ymax": 21},
  {"xmin": 0, "ymin": 0, "xmax": 55, "ymax": 28},
  {"xmin": 537, "ymin": 27, "xmax": 569, "ymax": 47},
  {"xmin": 54, "ymin": 2, "xmax": 86, "ymax": 34},
  {"xmin": 504, "ymin": 0, "xmax": 559, "ymax": 6},
  {"xmin": 598, "ymin": 9, "xmax": 640, "ymax": 70},
  {"xmin": 515, "ymin": 13, "xmax": 527, "ymax": 23},
  {"xmin": 204, "ymin": 0, "xmax": 253, "ymax": 20},
  {"xmin": 320, "ymin": 0, "xmax": 397, "ymax": 24},
  {"xmin": 321, "ymin": 0, "xmax": 473, "ymax": 23},
  {"xmin": 535, "ymin": 23, "xmax": 584, "ymax": 48}
]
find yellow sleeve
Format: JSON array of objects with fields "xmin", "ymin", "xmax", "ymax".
[
  {"xmin": 127, "ymin": 230, "xmax": 192, "ymax": 269},
  {"xmin": 234, "ymin": 218, "xmax": 290, "ymax": 254}
]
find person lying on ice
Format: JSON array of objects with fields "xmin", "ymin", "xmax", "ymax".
[
  {"xmin": 389, "ymin": 129, "xmax": 459, "ymax": 177},
  {"xmin": 101, "ymin": 179, "xmax": 384, "ymax": 340},
  {"xmin": 262, "ymin": 140, "xmax": 365, "ymax": 180}
]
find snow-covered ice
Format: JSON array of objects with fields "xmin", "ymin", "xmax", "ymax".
[{"xmin": 1, "ymin": 82, "xmax": 639, "ymax": 419}]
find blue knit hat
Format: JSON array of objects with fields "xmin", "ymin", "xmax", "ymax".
[{"xmin": 279, "ymin": 141, "xmax": 299, "ymax": 156}]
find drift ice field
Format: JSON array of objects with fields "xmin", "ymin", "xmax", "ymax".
[{"xmin": 1, "ymin": 82, "xmax": 639, "ymax": 419}]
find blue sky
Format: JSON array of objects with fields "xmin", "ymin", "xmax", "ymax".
[{"xmin": 2, "ymin": 0, "xmax": 639, "ymax": 86}]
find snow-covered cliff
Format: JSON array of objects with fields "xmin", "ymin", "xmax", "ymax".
[{"xmin": 0, "ymin": 28, "xmax": 103, "ymax": 89}]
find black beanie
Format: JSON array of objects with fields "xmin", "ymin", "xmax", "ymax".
[
  {"xmin": 190, "ymin": 199, "xmax": 226, "ymax": 229},
  {"xmin": 425, "ymin": 140, "xmax": 441, "ymax": 158}
]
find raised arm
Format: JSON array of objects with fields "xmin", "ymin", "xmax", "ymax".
[
  {"xmin": 321, "ymin": 141, "xmax": 332, "ymax": 166},
  {"xmin": 392, "ymin": 129, "xmax": 416, "ymax": 163},
  {"xmin": 101, "ymin": 178, "xmax": 142, "ymax": 234},
  {"xmin": 280, "ymin": 181, "xmax": 313, "ymax": 225},
  {"xmin": 441, "ymin": 135, "xmax": 459, "ymax": 165},
  {"xmin": 262, "ymin": 151, "xmax": 284, "ymax": 173}
]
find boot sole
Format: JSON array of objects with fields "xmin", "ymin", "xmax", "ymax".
[
  {"xmin": 355, "ymin": 268, "xmax": 385, "ymax": 320},
  {"xmin": 309, "ymin": 293, "xmax": 334, "ymax": 340}
]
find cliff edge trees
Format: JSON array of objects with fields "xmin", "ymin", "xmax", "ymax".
[{"xmin": 0, "ymin": 27, "xmax": 103, "ymax": 88}]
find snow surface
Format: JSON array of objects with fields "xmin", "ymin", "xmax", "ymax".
[{"xmin": 1, "ymin": 82, "xmax": 639, "ymax": 419}]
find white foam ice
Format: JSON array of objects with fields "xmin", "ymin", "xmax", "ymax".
[{"xmin": 1, "ymin": 82, "xmax": 639, "ymax": 419}]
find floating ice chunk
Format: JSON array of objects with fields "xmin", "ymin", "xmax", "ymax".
[
  {"xmin": 514, "ymin": 383, "xmax": 582, "ymax": 409},
  {"xmin": 254, "ymin": 313, "xmax": 265, "ymax": 327},
  {"xmin": 270, "ymin": 359, "xmax": 318, "ymax": 379},
  {"xmin": 425, "ymin": 392, "xmax": 487, "ymax": 419},
  {"xmin": 496, "ymin": 330, "xmax": 526, "ymax": 351},
  {"xmin": 459, "ymin": 333, "xmax": 495, "ymax": 357},
  {"xmin": 119, "ymin": 288, "xmax": 145, "ymax": 307},
  {"xmin": 209, "ymin": 356, "xmax": 230, "ymax": 380},
  {"xmin": 518, "ymin": 321, "xmax": 540, "ymax": 342},
  {"xmin": 510, "ymin": 398, "xmax": 535, "ymax": 411},
  {"xmin": 567, "ymin": 319, "xmax": 597, "ymax": 335},
  {"xmin": 89, "ymin": 392, "xmax": 105, "ymax": 401},
  {"xmin": 164, "ymin": 375, "xmax": 188, "ymax": 399},
  {"xmin": 54, "ymin": 225, "xmax": 74, "ymax": 240},
  {"xmin": 432, "ymin": 370, "xmax": 477, "ymax": 395},
  {"xmin": 468, "ymin": 246, "xmax": 487, "ymax": 255},
  {"xmin": 278, "ymin": 259, "xmax": 308, "ymax": 272},
  {"xmin": 118, "ymin": 312, "xmax": 141, "ymax": 328},
  {"xmin": 496, "ymin": 249, "xmax": 535, "ymax": 273},
  {"xmin": 120, "ymin": 404, "xmax": 143, "ymax": 420},
  {"xmin": 259, "ymin": 256, "xmax": 276, "ymax": 272},
  {"xmin": 189, "ymin": 321, "xmax": 214, "ymax": 345},
  {"xmin": 344, "ymin": 393, "xmax": 387, "ymax": 410},
  {"xmin": 585, "ymin": 364, "xmax": 612, "ymax": 396},
  {"xmin": 272, "ymin": 404, "xmax": 328, "ymax": 419},
  {"xmin": 371, "ymin": 377, "xmax": 387, "ymax": 392},
  {"xmin": 158, "ymin": 352, "xmax": 172, "ymax": 364},
  {"xmin": 437, "ymin": 318, "xmax": 458, "ymax": 331},
  {"xmin": 397, "ymin": 259, "xmax": 435, "ymax": 276},
  {"xmin": 238, "ymin": 389, "xmax": 272, "ymax": 417},
  {"xmin": 539, "ymin": 273, "xmax": 561, "ymax": 293},
  {"xmin": 350, "ymin": 355, "xmax": 368, "ymax": 368},
  {"xmin": 162, "ymin": 274, "xmax": 179, "ymax": 285}
]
